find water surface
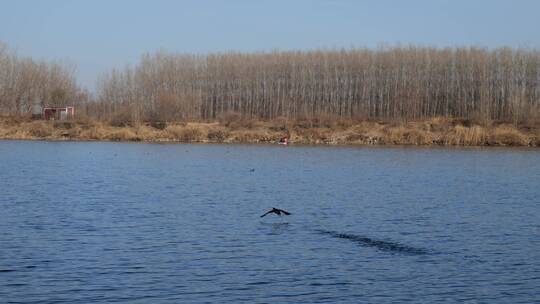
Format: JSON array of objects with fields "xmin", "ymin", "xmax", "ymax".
[{"xmin": 1, "ymin": 141, "xmax": 539, "ymax": 303}]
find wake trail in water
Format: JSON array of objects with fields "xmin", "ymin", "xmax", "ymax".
[{"xmin": 316, "ymin": 229, "xmax": 429, "ymax": 255}]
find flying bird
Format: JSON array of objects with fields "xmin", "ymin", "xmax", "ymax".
[{"xmin": 260, "ymin": 208, "xmax": 291, "ymax": 218}]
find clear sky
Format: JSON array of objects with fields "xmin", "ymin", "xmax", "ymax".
[{"xmin": 1, "ymin": 0, "xmax": 539, "ymax": 91}]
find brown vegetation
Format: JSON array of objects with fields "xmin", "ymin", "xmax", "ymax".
[
  {"xmin": 1, "ymin": 43, "xmax": 540, "ymax": 147},
  {"xmin": 94, "ymin": 47, "xmax": 540, "ymax": 125},
  {"xmin": 1, "ymin": 116, "xmax": 538, "ymax": 147},
  {"xmin": 0, "ymin": 43, "xmax": 89, "ymax": 114}
]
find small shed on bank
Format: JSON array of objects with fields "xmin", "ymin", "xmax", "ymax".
[{"xmin": 42, "ymin": 106, "xmax": 75, "ymax": 120}]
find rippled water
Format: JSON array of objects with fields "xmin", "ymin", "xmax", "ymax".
[{"xmin": 1, "ymin": 141, "xmax": 539, "ymax": 303}]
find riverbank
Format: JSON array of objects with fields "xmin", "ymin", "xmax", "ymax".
[{"xmin": 0, "ymin": 116, "xmax": 538, "ymax": 146}]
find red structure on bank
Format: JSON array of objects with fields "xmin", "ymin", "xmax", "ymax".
[{"xmin": 42, "ymin": 106, "xmax": 75, "ymax": 120}]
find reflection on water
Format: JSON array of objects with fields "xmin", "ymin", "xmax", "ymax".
[
  {"xmin": 1, "ymin": 141, "xmax": 539, "ymax": 303},
  {"xmin": 316, "ymin": 229, "xmax": 429, "ymax": 255}
]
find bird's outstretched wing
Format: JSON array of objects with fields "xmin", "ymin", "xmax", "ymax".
[
  {"xmin": 279, "ymin": 209, "xmax": 291, "ymax": 215},
  {"xmin": 260, "ymin": 210, "xmax": 273, "ymax": 218}
]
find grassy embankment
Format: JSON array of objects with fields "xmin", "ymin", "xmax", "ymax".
[{"xmin": 1, "ymin": 116, "xmax": 538, "ymax": 146}]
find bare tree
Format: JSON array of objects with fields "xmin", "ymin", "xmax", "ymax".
[
  {"xmin": 90, "ymin": 47, "xmax": 540, "ymax": 124},
  {"xmin": 0, "ymin": 43, "xmax": 83, "ymax": 115}
]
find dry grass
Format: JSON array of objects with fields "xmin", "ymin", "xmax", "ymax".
[
  {"xmin": 0, "ymin": 116, "xmax": 538, "ymax": 147},
  {"xmin": 490, "ymin": 125, "xmax": 530, "ymax": 146},
  {"xmin": 27, "ymin": 121, "xmax": 54, "ymax": 138},
  {"xmin": 443, "ymin": 125, "xmax": 488, "ymax": 145},
  {"xmin": 79, "ymin": 123, "xmax": 108, "ymax": 140},
  {"xmin": 207, "ymin": 128, "xmax": 229, "ymax": 142},
  {"xmin": 105, "ymin": 128, "xmax": 140, "ymax": 141},
  {"xmin": 165, "ymin": 125, "xmax": 205, "ymax": 142}
]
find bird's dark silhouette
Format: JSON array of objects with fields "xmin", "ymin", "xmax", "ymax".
[{"xmin": 260, "ymin": 208, "xmax": 291, "ymax": 218}]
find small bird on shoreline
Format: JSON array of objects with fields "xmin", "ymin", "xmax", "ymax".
[{"xmin": 260, "ymin": 208, "xmax": 291, "ymax": 218}]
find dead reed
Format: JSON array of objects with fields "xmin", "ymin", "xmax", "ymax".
[{"xmin": 1, "ymin": 116, "xmax": 537, "ymax": 147}]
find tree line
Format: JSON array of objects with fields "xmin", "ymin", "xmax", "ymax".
[
  {"xmin": 96, "ymin": 47, "xmax": 540, "ymax": 123},
  {"xmin": 1, "ymin": 42, "xmax": 539, "ymax": 124},
  {"xmin": 0, "ymin": 43, "xmax": 87, "ymax": 115}
]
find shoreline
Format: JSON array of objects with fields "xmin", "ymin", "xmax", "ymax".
[{"xmin": 1, "ymin": 117, "xmax": 538, "ymax": 147}]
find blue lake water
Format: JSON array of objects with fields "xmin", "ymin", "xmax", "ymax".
[{"xmin": 0, "ymin": 141, "xmax": 539, "ymax": 303}]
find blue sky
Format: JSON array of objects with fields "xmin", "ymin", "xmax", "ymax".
[{"xmin": 1, "ymin": 0, "xmax": 539, "ymax": 90}]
